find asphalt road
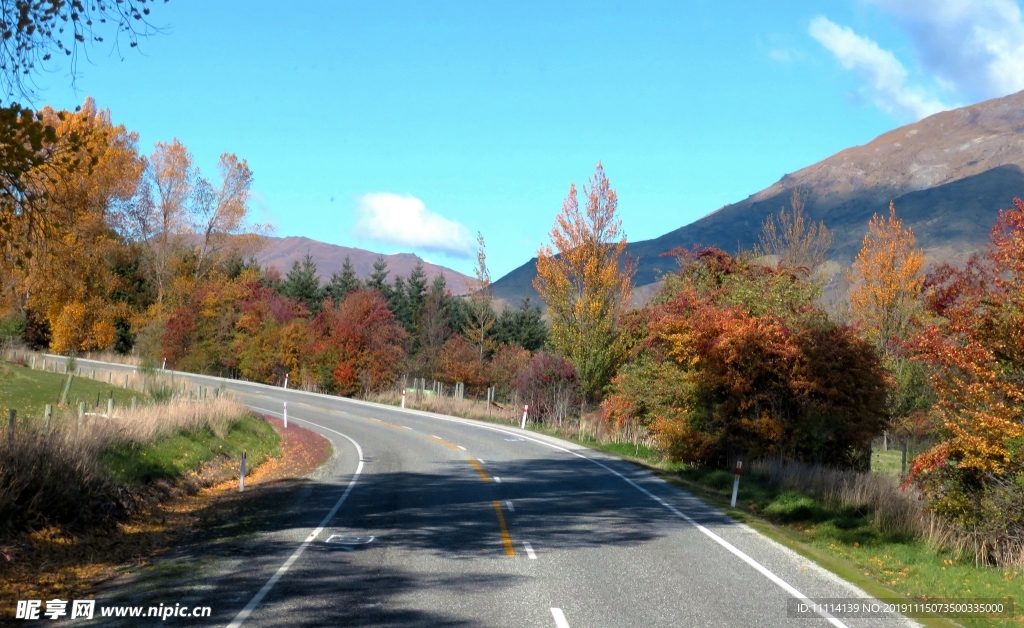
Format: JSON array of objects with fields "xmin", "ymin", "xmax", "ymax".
[{"xmin": 44, "ymin": 356, "xmax": 914, "ymax": 628}]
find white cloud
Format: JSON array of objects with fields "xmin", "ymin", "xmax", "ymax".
[
  {"xmin": 866, "ymin": 0, "xmax": 1024, "ymax": 100},
  {"xmin": 809, "ymin": 16, "xmax": 950, "ymax": 120},
  {"xmin": 353, "ymin": 192, "xmax": 475, "ymax": 258}
]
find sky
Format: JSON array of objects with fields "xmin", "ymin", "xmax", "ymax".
[{"xmin": 26, "ymin": 0, "xmax": 1024, "ymax": 278}]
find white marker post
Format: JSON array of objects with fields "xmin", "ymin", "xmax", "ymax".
[
  {"xmin": 284, "ymin": 373, "xmax": 289, "ymax": 389},
  {"xmin": 521, "ymin": 404, "xmax": 529, "ymax": 429},
  {"xmin": 161, "ymin": 358, "xmax": 166, "ymax": 370},
  {"xmin": 240, "ymin": 451, "xmax": 247, "ymax": 492},
  {"xmin": 401, "ymin": 390, "xmax": 406, "ymax": 408},
  {"xmin": 730, "ymin": 460, "xmax": 743, "ymax": 507},
  {"xmin": 283, "ymin": 401, "xmax": 288, "ymax": 428}
]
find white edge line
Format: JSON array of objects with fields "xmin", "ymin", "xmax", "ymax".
[
  {"xmin": 494, "ymin": 476, "xmax": 501, "ymax": 483},
  {"xmin": 225, "ymin": 407, "xmax": 364, "ymax": 628},
  {"xmin": 551, "ymin": 608, "xmax": 570, "ymax": 628},
  {"xmin": 505, "ymin": 500, "xmax": 514, "ymax": 512},
  {"xmin": 63, "ymin": 356, "xmax": 849, "ymax": 627},
  {"xmin": 524, "ymin": 542, "xmax": 536, "ymax": 560}
]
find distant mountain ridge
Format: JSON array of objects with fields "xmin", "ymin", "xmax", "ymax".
[
  {"xmin": 256, "ymin": 236, "xmax": 474, "ymax": 294},
  {"xmin": 492, "ymin": 89, "xmax": 1024, "ymax": 302}
]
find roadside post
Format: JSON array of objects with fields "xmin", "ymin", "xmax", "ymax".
[
  {"xmin": 107, "ymin": 398, "xmax": 114, "ymax": 417},
  {"xmin": 44, "ymin": 404, "xmax": 52, "ymax": 433},
  {"xmin": 239, "ymin": 451, "xmax": 247, "ymax": 492},
  {"xmin": 284, "ymin": 373, "xmax": 289, "ymax": 389},
  {"xmin": 283, "ymin": 401, "xmax": 288, "ymax": 428},
  {"xmin": 730, "ymin": 460, "xmax": 743, "ymax": 507},
  {"xmin": 521, "ymin": 404, "xmax": 529, "ymax": 430},
  {"xmin": 401, "ymin": 390, "xmax": 406, "ymax": 408}
]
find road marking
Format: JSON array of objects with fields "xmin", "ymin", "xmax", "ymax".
[
  {"xmin": 523, "ymin": 541, "xmax": 536, "ymax": 559},
  {"xmin": 368, "ymin": 417, "xmax": 410, "ymax": 430},
  {"xmin": 551, "ymin": 608, "xmax": 569, "ymax": 627},
  {"xmin": 468, "ymin": 458, "xmax": 490, "ymax": 483},
  {"xmin": 226, "ymin": 408, "xmax": 363, "ymax": 628},
  {"xmin": 477, "ymin": 459, "xmax": 485, "ymax": 464},
  {"xmin": 494, "ymin": 476, "xmax": 501, "ymax": 483},
  {"xmin": 456, "ymin": 445, "xmax": 467, "ymax": 450},
  {"xmin": 492, "ymin": 501, "xmax": 515, "ymax": 556},
  {"xmin": 427, "ymin": 434, "xmax": 460, "ymax": 450},
  {"xmin": 76, "ymin": 357, "xmax": 852, "ymax": 628},
  {"xmin": 505, "ymin": 500, "xmax": 514, "ymax": 512}
]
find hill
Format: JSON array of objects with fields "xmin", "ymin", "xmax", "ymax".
[
  {"xmin": 493, "ymin": 90, "xmax": 1024, "ymax": 301},
  {"xmin": 256, "ymin": 236, "xmax": 474, "ymax": 294}
]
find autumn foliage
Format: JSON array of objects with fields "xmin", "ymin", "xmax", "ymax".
[
  {"xmin": 604, "ymin": 249, "xmax": 887, "ymax": 469},
  {"xmin": 907, "ymin": 199, "xmax": 1024, "ymax": 562}
]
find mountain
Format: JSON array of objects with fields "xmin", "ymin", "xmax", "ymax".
[
  {"xmin": 493, "ymin": 89, "xmax": 1024, "ymax": 302},
  {"xmin": 256, "ymin": 236, "xmax": 474, "ymax": 294}
]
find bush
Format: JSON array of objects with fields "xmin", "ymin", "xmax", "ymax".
[
  {"xmin": 514, "ymin": 351, "xmax": 580, "ymax": 425},
  {"xmin": 0, "ymin": 312, "xmax": 27, "ymax": 345}
]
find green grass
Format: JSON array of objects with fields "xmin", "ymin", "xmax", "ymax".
[
  {"xmin": 0, "ymin": 360, "xmax": 143, "ymax": 421},
  {"xmin": 872, "ymin": 448, "xmax": 904, "ymax": 477},
  {"xmin": 101, "ymin": 414, "xmax": 280, "ymax": 485}
]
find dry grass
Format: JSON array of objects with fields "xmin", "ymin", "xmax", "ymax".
[
  {"xmin": 2, "ymin": 347, "xmax": 184, "ymax": 398},
  {"xmin": 0, "ymin": 396, "xmax": 250, "ymax": 535},
  {"xmin": 751, "ymin": 458, "xmax": 930, "ymax": 539}
]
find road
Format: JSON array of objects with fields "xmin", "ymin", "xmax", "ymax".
[{"xmin": 44, "ymin": 356, "xmax": 913, "ymax": 627}]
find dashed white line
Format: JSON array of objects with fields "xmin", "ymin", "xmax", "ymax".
[
  {"xmin": 457, "ymin": 445, "xmax": 467, "ymax": 451},
  {"xmin": 551, "ymin": 608, "xmax": 570, "ymax": 627},
  {"xmin": 523, "ymin": 542, "xmax": 536, "ymax": 559},
  {"xmin": 505, "ymin": 500, "xmax": 514, "ymax": 512},
  {"xmin": 477, "ymin": 459, "xmax": 485, "ymax": 464},
  {"xmin": 494, "ymin": 476, "xmax": 501, "ymax": 483}
]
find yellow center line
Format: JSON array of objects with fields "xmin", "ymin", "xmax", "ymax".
[
  {"xmin": 427, "ymin": 434, "xmax": 460, "ymax": 450},
  {"xmin": 468, "ymin": 458, "xmax": 490, "ymax": 482},
  {"xmin": 368, "ymin": 418, "xmax": 410, "ymax": 430},
  {"xmin": 492, "ymin": 501, "xmax": 515, "ymax": 556}
]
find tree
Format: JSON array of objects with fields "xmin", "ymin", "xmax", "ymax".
[
  {"xmin": 310, "ymin": 289, "xmax": 408, "ymax": 397},
  {"xmin": 493, "ymin": 298, "xmax": 547, "ymax": 351},
  {"xmin": 754, "ymin": 188, "xmax": 833, "ymax": 274},
  {"xmin": 405, "ymin": 262, "xmax": 428, "ymax": 334},
  {"xmin": 533, "ymin": 163, "xmax": 635, "ymax": 402},
  {"xmin": 414, "ymin": 274, "xmax": 452, "ymax": 376},
  {"xmin": 847, "ymin": 202, "xmax": 925, "ymax": 355},
  {"xmin": 141, "ymin": 139, "xmax": 196, "ymax": 306},
  {"xmin": 324, "ymin": 256, "xmax": 360, "ymax": 302},
  {"xmin": 907, "ymin": 199, "xmax": 1024, "ymax": 564},
  {"xmin": 463, "ymin": 232, "xmax": 495, "ymax": 359},
  {"xmin": 365, "ymin": 255, "xmax": 391, "ymax": 298},
  {"xmin": 280, "ymin": 254, "xmax": 322, "ymax": 314},
  {"xmin": 191, "ymin": 153, "xmax": 265, "ymax": 280},
  {"xmin": 0, "ymin": 0, "xmax": 165, "ymax": 101}
]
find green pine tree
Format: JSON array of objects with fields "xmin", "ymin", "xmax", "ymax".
[
  {"xmin": 325, "ymin": 256, "xmax": 361, "ymax": 303},
  {"xmin": 280, "ymin": 253, "xmax": 323, "ymax": 313}
]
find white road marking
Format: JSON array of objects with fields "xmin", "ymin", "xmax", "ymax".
[
  {"xmin": 227, "ymin": 408, "xmax": 364, "ymax": 628},
  {"xmin": 68, "ymin": 356, "xmax": 853, "ymax": 628},
  {"xmin": 524, "ymin": 542, "xmax": 536, "ymax": 559},
  {"xmin": 505, "ymin": 500, "xmax": 514, "ymax": 512},
  {"xmin": 457, "ymin": 445, "xmax": 467, "ymax": 451},
  {"xmin": 494, "ymin": 476, "xmax": 501, "ymax": 483},
  {"xmin": 551, "ymin": 608, "xmax": 570, "ymax": 627}
]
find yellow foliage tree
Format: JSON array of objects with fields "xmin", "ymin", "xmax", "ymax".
[
  {"xmin": 533, "ymin": 163, "xmax": 635, "ymax": 401},
  {"xmin": 847, "ymin": 202, "xmax": 925, "ymax": 354}
]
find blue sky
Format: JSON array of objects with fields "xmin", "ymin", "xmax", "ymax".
[{"xmin": 29, "ymin": 1, "xmax": 1024, "ymax": 277}]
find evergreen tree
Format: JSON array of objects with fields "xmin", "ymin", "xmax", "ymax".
[
  {"xmin": 280, "ymin": 253, "xmax": 323, "ymax": 313},
  {"xmin": 325, "ymin": 256, "xmax": 361, "ymax": 303},
  {"xmin": 366, "ymin": 256, "xmax": 392, "ymax": 299},
  {"xmin": 406, "ymin": 262, "xmax": 428, "ymax": 330},
  {"xmin": 493, "ymin": 298, "xmax": 548, "ymax": 351},
  {"xmin": 390, "ymin": 275, "xmax": 409, "ymax": 327}
]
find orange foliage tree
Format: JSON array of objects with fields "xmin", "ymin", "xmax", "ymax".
[
  {"xmin": 310, "ymin": 290, "xmax": 408, "ymax": 397},
  {"xmin": 908, "ymin": 199, "xmax": 1024, "ymax": 560},
  {"xmin": 533, "ymin": 163, "xmax": 635, "ymax": 401},
  {"xmin": 847, "ymin": 202, "xmax": 925, "ymax": 355}
]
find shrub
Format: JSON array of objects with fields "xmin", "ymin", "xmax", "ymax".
[{"xmin": 514, "ymin": 351, "xmax": 580, "ymax": 425}]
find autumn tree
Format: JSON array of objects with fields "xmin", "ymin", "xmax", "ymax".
[
  {"xmin": 190, "ymin": 153, "xmax": 265, "ymax": 280},
  {"xmin": 847, "ymin": 202, "xmax": 925, "ymax": 355},
  {"xmin": 754, "ymin": 188, "xmax": 833, "ymax": 274},
  {"xmin": 534, "ymin": 164, "xmax": 635, "ymax": 402},
  {"xmin": 907, "ymin": 199, "xmax": 1024, "ymax": 564},
  {"xmin": 140, "ymin": 139, "xmax": 196, "ymax": 306},
  {"xmin": 463, "ymin": 232, "xmax": 495, "ymax": 360}
]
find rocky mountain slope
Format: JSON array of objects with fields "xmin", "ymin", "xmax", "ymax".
[{"xmin": 493, "ymin": 89, "xmax": 1024, "ymax": 301}]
